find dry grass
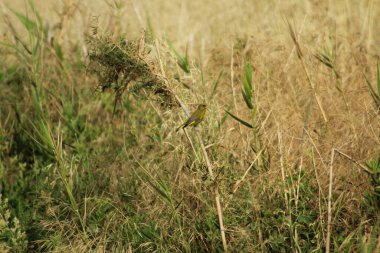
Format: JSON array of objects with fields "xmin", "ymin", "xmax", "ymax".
[{"xmin": 1, "ymin": 0, "xmax": 379, "ymax": 252}]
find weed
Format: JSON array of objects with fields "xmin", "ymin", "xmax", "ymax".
[
  {"xmin": 0, "ymin": 1, "xmax": 379, "ymax": 252},
  {"xmin": 87, "ymin": 31, "xmax": 178, "ymax": 114}
]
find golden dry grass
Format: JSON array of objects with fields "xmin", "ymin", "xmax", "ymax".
[{"xmin": 1, "ymin": 0, "xmax": 379, "ymax": 252}]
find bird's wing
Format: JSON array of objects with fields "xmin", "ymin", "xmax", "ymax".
[{"xmin": 185, "ymin": 115, "xmax": 197, "ymax": 127}]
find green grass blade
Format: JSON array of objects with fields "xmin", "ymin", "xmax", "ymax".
[
  {"xmin": 242, "ymin": 89, "xmax": 253, "ymax": 109},
  {"xmin": 218, "ymin": 103, "xmax": 232, "ymax": 129},
  {"xmin": 146, "ymin": 15, "xmax": 155, "ymax": 40},
  {"xmin": 142, "ymin": 170, "xmax": 173, "ymax": 206},
  {"xmin": 244, "ymin": 62, "xmax": 253, "ymax": 89},
  {"xmin": 241, "ymin": 76, "xmax": 252, "ymax": 95},
  {"xmin": 10, "ymin": 10, "xmax": 37, "ymax": 35},
  {"xmin": 54, "ymin": 41, "xmax": 64, "ymax": 61},
  {"xmin": 168, "ymin": 41, "xmax": 190, "ymax": 74},
  {"xmin": 32, "ymin": 34, "xmax": 41, "ymax": 55},
  {"xmin": 241, "ymin": 77, "xmax": 251, "ymax": 98},
  {"xmin": 209, "ymin": 70, "xmax": 224, "ymax": 99},
  {"xmin": 0, "ymin": 41, "xmax": 31, "ymax": 62},
  {"xmin": 241, "ymin": 62, "xmax": 254, "ymax": 109},
  {"xmin": 365, "ymin": 75, "xmax": 380, "ymax": 109},
  {"xmin": 377, "ymin": 62, "xmax": 380, "ymax": 95},
  {"xmin": 28, "ymin": 0, "xmax": 43, "ymax": 28},
  {"xmin": 225, "ymin": 110, "xmax": 253, "ymax": 128},
  {"xmin": 315, "ymin": 52, "xmax": 333, "ymax": 69}
]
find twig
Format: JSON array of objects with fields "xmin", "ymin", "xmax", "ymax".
[
  {"xmin": 183, "ymin": 128, "xmax": 200, "ymax": 162},
  {"xmin": 277, "ymin": 126, "xmax": 298, "ymax": 252},
  {"xmin": 155, "ymin": 39, "xmax": 166, "ymax": 77},
  {"xmin": 195, "ymin": 132, "xmax": 227, "ymax": 251},
  {"xmin": 325, "ymin": 147, "xmax": 372, "ymax": 253},
  {"xmin": 334, "ymin": 149, "xmax": 372, "ymax": 174},
  {"xmin": 230, "ymin": 45, "xmax": 242, "ymax": 136},
  {"xmin": 231, "ymin": 149, "xmax": 263, "ymax": 195},
  {"xmin": 215, "ymin": 188, "xmax": 227, "ymax": 250},
  {"xmin": 196, "ymin": 133, "xmax": 214, "ymax": 178},
  {"xmin": 225, "ymin": 149, "xmax": 263, "ymax": 209},
  {"xmin": 326, "ymin": 149, "xmax": 335, "ymax": 253},
  {"xmin": 304, "ymin": 129, "xmax": 327, "ymax": 241},
  {"xmin": 277, "ymin": 127, "xmax": 289, "ymax": 210},
  {"xmin": 286, "ymin": 19, "xmax": 328, "ymax": 123}
]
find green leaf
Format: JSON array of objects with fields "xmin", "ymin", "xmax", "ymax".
[
  {"xmin": 241, "ymin": 62, "xmax": 254, "ymax": 109},
  {"xmin": 315, "ymin": 52, "xmax": 333, "ymax": 69},
  {"xmin": 11, "ymin": 10, "xmax": 37, "ymax": 34},
  {"xmin": 209, "ymin": 70, "xmax": 224, "ymax": 99},
  {"xmin": 218, "ymin": 103, "xmax": 232, "ymax": 129},
  {"xmin": 28, "ymin": 0, "xmax": 43, "ymax": 28},
  {"xmin": 54, "ymin": 41, "xmax": 64, "ymax": 61},
  {"xmin": 242, "ymin": 89, "xmax": 253, "ymax": 109},
  {"xmin": 241, "ymin": 77, "xmax": 251, "ymax": 98},
  {"xmin": 0, "ymin": 41, "xmax": 31, "ymax": 60},
  {"xmin": 32, "ymin": 34, "xmax": 40, "ymax": 55},
  {"xmin": 365, "ymin": 157, "xmax": 380, "ymax": 174},
  {"xmin": 146, "ymin": 16, "xmax": 155, "ymax": 40},
  {"xmin": 377, "ymin": 62, "xmax": 380, "ymax": 95},
  {"xmin": 244, "ymin": 62, "xmax": 253, "ymax": 88},
  {"xmin": 365, "ymin": 75, "xmax": 380, "ymax": 110},
  {"xmin": 168, "ymin": 41, "xmax": 190, "ymax": 74},
  {"xmin": 146, "ymin": 178, "xmax": 172, "ymax": 205},
  {"xmin": 225, "ymin": 110, "xmax": 253, "ymax": 128}
]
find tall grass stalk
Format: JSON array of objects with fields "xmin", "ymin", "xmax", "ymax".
[
  {"xmin": 326, "ymin": 149, "xmax": 335, "ymax": 253},
  {"xmin": 287, "ymin": 20, "xmax": 328, "ymax": 123},
  {"xmin": 1, "ymin": 1, "xmax": 379, "ymax": 252},
  {"xmin": 178, "ymin": 103, "xmax": 228, "ymax": 252},
  {"xmin": 196, "ymin": 131, "xmax": 227, "ymax": 251},
  {"xmin": 5, "ymin": 1, "xmax": 87, "ymax": 237},
  {"xmin": 155, "ymin": 39, "xmax": 228, "ymax": 251}
]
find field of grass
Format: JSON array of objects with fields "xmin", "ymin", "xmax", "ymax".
[{"xmin": 1, "ymin": 0, "xmax": 380, "ymax": 252}]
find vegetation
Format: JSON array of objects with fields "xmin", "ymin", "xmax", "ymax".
[{"xmin": 0, "ymin": 0, "xmax": 379, "ymax": 252}]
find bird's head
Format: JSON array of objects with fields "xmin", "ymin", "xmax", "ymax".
[{"xmin": 198, "ymin": 104, "xmax": 207, "ymax": 110}]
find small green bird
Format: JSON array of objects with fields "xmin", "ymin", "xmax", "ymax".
[{"xmin": 176, "ymin": 104, "xmax": 207, "ymax": 131}]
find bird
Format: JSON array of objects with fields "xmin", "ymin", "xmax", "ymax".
[{"xmin": 176, "ymin": 104, "xmax": 207, "ymax": 132}]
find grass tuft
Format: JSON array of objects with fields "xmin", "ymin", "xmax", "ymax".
[{"xmin": 0, "ymin": 1, "xmax": 379, "ymax": 252}]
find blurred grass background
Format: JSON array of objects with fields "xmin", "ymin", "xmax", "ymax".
[{"xmin": 0, "ymin": 0, "xmax": 380, "ymax": 252}]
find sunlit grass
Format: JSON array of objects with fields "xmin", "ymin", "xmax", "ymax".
[{"xmin": 0, "ymin": 0, "xmax": 379, "ymax": 252}]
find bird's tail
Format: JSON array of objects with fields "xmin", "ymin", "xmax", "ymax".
[{"xmin": 176, "ymin": 123, "xmax": 186, "ymax": 132}]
